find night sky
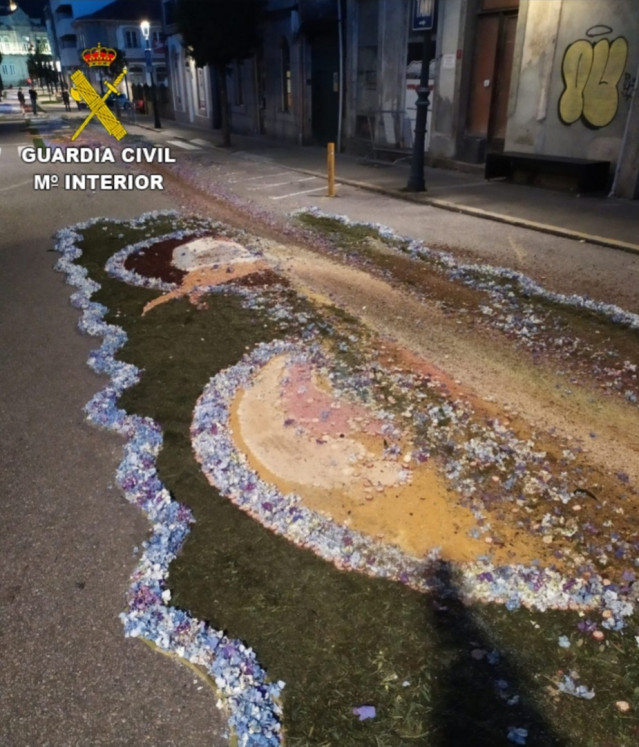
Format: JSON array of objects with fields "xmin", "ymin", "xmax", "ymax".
[{"xmin": 14, "ymin": 0, "xmax": 49, "ymax": 21}]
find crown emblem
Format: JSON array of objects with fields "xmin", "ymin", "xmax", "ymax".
[{"xmin": 81, "ymin": 43, "xmax": 117, "ymax": 67}]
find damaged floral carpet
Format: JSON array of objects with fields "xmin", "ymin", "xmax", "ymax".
[{"xmin": 54, "ymin": 209, "xmax": 638, "ymax": 746}]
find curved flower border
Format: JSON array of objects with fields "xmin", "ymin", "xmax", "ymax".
[
  {"xmin": 293, "ymin": 207, "xmax": 639, "ymax": 331},
  {"xmin": 191, "ymin": 339, "xmax": 634, "ymax": 628},
  {"xmin": 53, "ymin": 211, "xmax": 284, "ymax": 747},
  {"xmin": 292, "ymin": 207, "xmax": 639, "ymax": 404}
]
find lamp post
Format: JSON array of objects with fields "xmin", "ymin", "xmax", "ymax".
[
  {"xmin": 406, "ymin": 0, "xmax": 437, "ymax": 192},
  {"xmin": 140, "ymin": 19, "xmax": 161, "ymax": 129}
]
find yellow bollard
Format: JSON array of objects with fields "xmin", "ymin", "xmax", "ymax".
[{"xmin": 327, "ymin": 142, "xmax": 335, "ymax": 197}]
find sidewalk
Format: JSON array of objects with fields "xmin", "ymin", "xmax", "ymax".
[{"xmin": 52, "ymin": 104, "xmax": 639, "ymax": 254}]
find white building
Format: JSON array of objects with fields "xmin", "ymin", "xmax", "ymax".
[
  {"xmin": 46, "ymin": 0, "xmax": 114, "ymax": 86},
  {"xmin": 70, "ymin": 0, "xmax": 165, "ymax": 92},
  {"xmin": 0, "ymin": 1, "xmax": 51, "ymax": 87}
]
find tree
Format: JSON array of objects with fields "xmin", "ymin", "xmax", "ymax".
[
  {"xmin": 108, "ymin": 48, "xmax": 128, "ymax": 81},
  {"xmin": 27, "ymin": 40, "xmax": 52, "ymax": 91},
  {"xmin": 175, "ymin": 0, "xmax": 265, "ymax": 145}
]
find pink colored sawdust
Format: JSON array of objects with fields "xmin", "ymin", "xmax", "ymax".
[
  {"xmin": 230, "ymin": 353, "xmax": 554, "ymax": 566},
  {"xmin": 281, "ymin": 362, "xmax": 384, "ymax": 438}
]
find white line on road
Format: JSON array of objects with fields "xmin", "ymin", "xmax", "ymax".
[
  {"xmin": 269, "ymin": 186, "xmax": 327, "ymax": 200},
  {"xmin": 228, "ymin": 170, "xmax": 292, "ymax": 183},
  {"xmin": 191, "ymin": 138, "xmax": 215, "ymax": 148},
  {"xmin": 167, "ymin": 139, "xmax": 201, "ymax": 150},
  {"xmin": 0, "ymin": 179, "xmax": 32, "ymax": 192},
  {"xmin": 246, "ymin": 176, "xmax": 318, "ymax": 191},
  {"xmin": 232, "ymin": 151, "xmax": 274, "ymax": 163}
]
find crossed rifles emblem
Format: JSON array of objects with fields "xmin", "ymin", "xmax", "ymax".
[{"xmin": 70, "ymin": 67, "xmax": 128, "ymax": 142}]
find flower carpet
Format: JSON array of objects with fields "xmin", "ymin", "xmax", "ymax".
[{"xmin": 53, "ymin": 209, "xmax": 639, "ymax": 746}]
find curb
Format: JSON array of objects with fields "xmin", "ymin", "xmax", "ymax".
[
  {"xmin": 130, "ymin": 125, "xmax": 639, "ymax": 257},
  {"xmin": 260, "ymin": 164, "xmax": 639, "ymax": 257}
]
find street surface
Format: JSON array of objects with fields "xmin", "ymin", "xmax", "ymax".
[
  {"xmin": 1, "ymin": 103, "xmax": 637, "ymax": 744},
  {"xmin": 0, "ymin": 114, "xmax": 228, "ymax": 745}
]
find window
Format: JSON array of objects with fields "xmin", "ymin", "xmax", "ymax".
[
  {"xmin": 124, "ymin": 30, "xmax": 139, "ymax": 49},
  {"xmin": 234, "ymin": 61, "xmax": 244, "ymax": 106},
  {"xmin": 35, "ymin": 36, "xmax": 50, "ymax": 54},
  {"xmin": 281, "ymin": 38, "xmax": 292, "ymax": 112},
  {"xmin": 60, "ymin": 34, "xmax": 77, "ymax": 49},
  {"xmin": 171, "ymin": 50, "xmax": 183, "ymax": 108},
  {"xmin": 196, "ymin": 66, "xmax": 206, "ymax": 112}
]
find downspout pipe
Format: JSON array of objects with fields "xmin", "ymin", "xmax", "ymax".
[
  {"xmin": 609, "ymin": 61, "xmax": 639, "ymax": 198},
  {"xmin": 337, "ymin": 0, "xmax": 344, "ymax": 152}
]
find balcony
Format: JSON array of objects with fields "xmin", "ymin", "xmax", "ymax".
[{"xmin": 55, "ymin": 4, "xmax": 73, "ymax": 19}]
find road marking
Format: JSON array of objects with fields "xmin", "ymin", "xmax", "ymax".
[
  {"xmin": 0, "ymin": 179, "xmax": 32, "ymax": 192},
  {"xmin": 247, "ymin": 176, "xmax": 318, "ymax": 191},
  {"xmin": 191, "ymin": 138, "xmax": 215, "ymax": 148},
  {"xmin": 508, "ymin": 235, "xmax": 528, "ymax": 263},
  {"xmin": 227, "ymin": 170, "xmax": 291, "ymax": 184},
  {"xmin": 233, "ymin": 151, "xmax": 274, "ymax": 163},
  {"xmin": 270, "ymin": 186, "xmax": 327, "ymax": 200},
  {"xmin": 167, "ymin": 139, "xmax": 201, "ymax": 150}
]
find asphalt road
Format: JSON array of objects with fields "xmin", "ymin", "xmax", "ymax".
[{"xmin": 0, "ymin": 116, "xmax": 228, "ymax": 746}]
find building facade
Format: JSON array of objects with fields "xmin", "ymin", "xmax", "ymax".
[
  {"xmin": 46, "ymin": 0, "xmax": 112, "ymax": 86},
  {"xmin": 342, "ymin": 0, "xmax": 639, "ymax": 199},
  {"xmin": 343, "ymin": 0, "xmax": 639, "ymax": 198},
  {"xmin": 100, "ymin": 0, "xmax": 639, "ymax": 199},
  {"xmin": 163, "ymin": 0, "xmax": 212, "ymax": 130},
  {"xmin": 70, "ymin": 0, "xmax": 165, "ymax": 94},
  {"xmin": 48, "ymin": 0, "xmax": 165, "ymax": 104},
  {"xmin": 162, "ymin": 0, "xmax": 344, "ymax": 143},
  {"xmin": 505, "ymin": 0, "xmax": 638, "ymax": 197},
  {"xmin": 0, "ymin": 1, "xmax": 51, "ymax": 87}
]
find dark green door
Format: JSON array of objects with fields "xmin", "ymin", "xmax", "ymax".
[{"xmin": 311, "ymin": 30, "xmax": 339, "ymax": 145}]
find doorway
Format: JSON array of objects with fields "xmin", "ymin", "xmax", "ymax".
[
  {"xmin": 467, "ymin": 0, "xmax": 519, "ymax": 154},
  {"xmin": 311, "ymin": 29, "xmax": 339, "ymax": 145}
]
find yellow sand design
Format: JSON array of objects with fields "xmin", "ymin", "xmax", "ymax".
[{"xmin": 230, "ymin": 353, "xmax": 552, "ymax": 566}]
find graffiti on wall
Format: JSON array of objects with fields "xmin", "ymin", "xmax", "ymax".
[
  {"xmin": 621, "ymin": 72, "xmax": 637, "ymax": 103},
  {"xmin": 559, "ymin": 25, "xmax": 628, "ymax": 128}
]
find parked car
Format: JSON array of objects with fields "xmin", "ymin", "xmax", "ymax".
[{"xmin": 106, "ymin": 92, "xmax": 132, "ymax": 110}]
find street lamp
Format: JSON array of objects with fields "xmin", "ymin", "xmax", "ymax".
[
  {"xmin": 140, "ymin": 19, "xmax": 161, "ymax": 129},
  {"xmin": 406, "ymin": 0, "xmax": 437, "ymax": 192}
]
